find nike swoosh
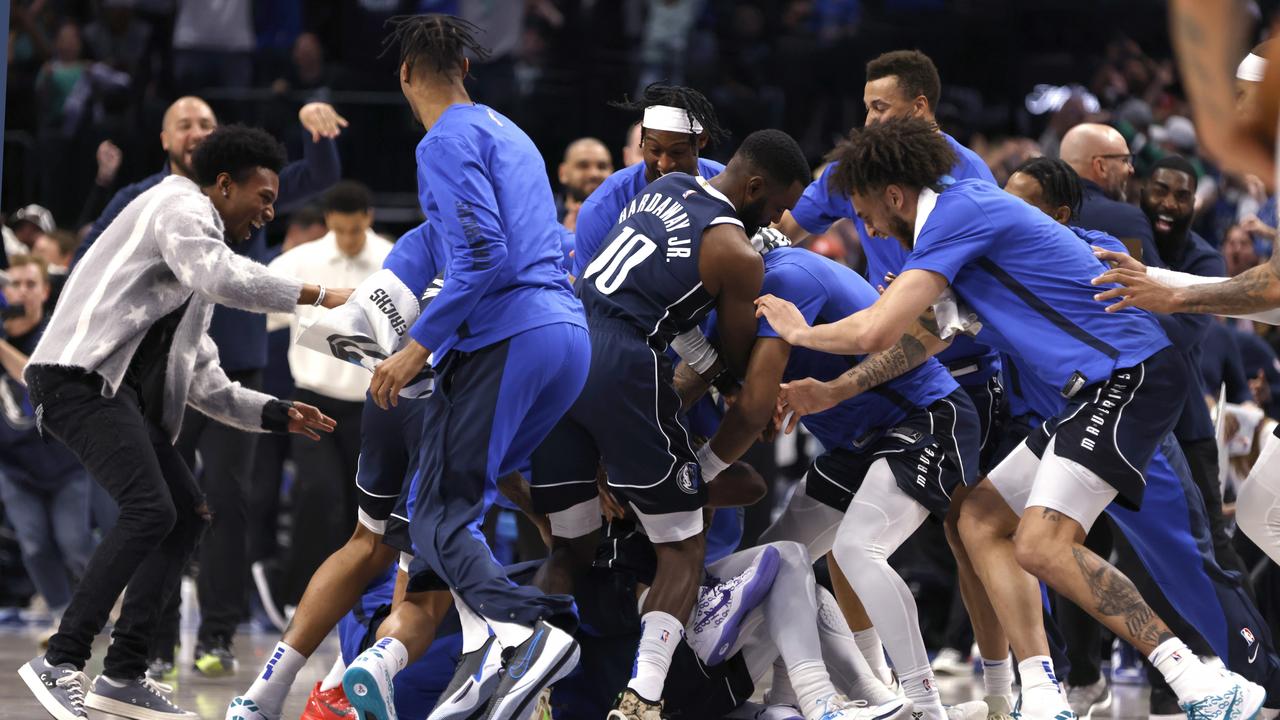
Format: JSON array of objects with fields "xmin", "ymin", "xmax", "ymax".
[
  {"xmin": 872, "ymin": 701, "xmax": 905, "ymax": 720},
  {"xmin": 694, "ymin": 591, "xmax": 731, "ymax": 632},
  {"xmin": 508, "ymin": 628, "xmax": 545, "ymax": 680}
]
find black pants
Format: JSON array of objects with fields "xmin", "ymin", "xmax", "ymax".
[
  {"xmin": 30, "ymin": 367, "xmax": 207, "ymax": 679},
  {"xmin": 150, "ymin": 370, "xmax": 262, "ymax": 656},
  {"xmin": 282, "ymin": 389, "xmax": 363, "ymax": 604}
]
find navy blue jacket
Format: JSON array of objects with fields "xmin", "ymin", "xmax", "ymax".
[
  {"xmin": 1075, "ymin": 180, "xmax": 1219, "ymax": 442},
  {"xmin": 1200, "ymin": 320, "xmax": 1251, "ymax": 405},
  {"xmin": 74, "ymin": 128, "xmax": 341, "ymax": 371}
]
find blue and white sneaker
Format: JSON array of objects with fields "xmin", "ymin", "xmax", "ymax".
[
  {"xmin": 344, "ymin": 639, "xmax": 401, "ymax": 720},
  {"xmin": 427, "ymin": 635, "xmax": 502, "ymax": 720},
  {"xmin": 483, "ymin": 620, "xmax": 580, "ymax": 720},
  {"xmin": 1180, "ymin": 670, "xmax": 1266, "ymax": 720},
  {"xmin": 225, "ymin": 696, "xmax": 273, "ymax": 720},
  {"xmin": 688, "ymin": 545, "xmax": 781, "ymax": 666},
  {"xmin": 816, "ymin": 693, "xmax": 914, "ymax": 720}
]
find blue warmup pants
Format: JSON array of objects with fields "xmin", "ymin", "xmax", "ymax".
[
  {"xmin": 1106, "ymin": 435, "xmax": 1280, "ymax": 701},
  {"xmin": 407, "ymin": 322, "xmax": 590, "ymax": 629}
]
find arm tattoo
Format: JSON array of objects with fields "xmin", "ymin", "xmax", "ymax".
[
  {"xmin": 1177, "ymin": 261, "xmax": 1280, "ymax": 315},
  {"xmin": 841, "ymin": 334, "xmax": 926, "ymax": 395},
  {"xmin": 1072, "ymin": 546, "xmax": 1174, "ymax": 649}
]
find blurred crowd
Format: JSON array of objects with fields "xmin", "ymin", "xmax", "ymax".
[{"xmin": 6, "ymin": 0, "xmax": 1280, "ymax": 688}]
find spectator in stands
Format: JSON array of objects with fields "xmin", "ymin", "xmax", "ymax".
[
  {"xmin": 622, "ymin": 120, "xmax": 643, "ymax": 166},
  {"xmin": 31, "ymin": 229, "xmax": 78, "ymax": 312},
  {"xmin": 267, "ymin": 181, "xmax": 392, "ymax": 607},
  {"xmin": 74, "ymin": 95, "xmax": 345, "ymax": 678},
  {"xmin": 557, "ymin": 137, "xmax": 612, "ymax": 230},
  {"xmin": 1224, "ymin": 223, "xmax": 1262, "ymax": 277},
  {"xmin": 271, "ymin": 32, "xmax": 345, "ymax": 102},
  {"xmin": 35, "ymin": 21, "xmax": 86, "ymax": 129},
  {"xmin": 10, "ymin": 204, "xmax": 54, "ymax": 250},
  {"xmin": 171, "ymin": 0, "xmax": 254, "ymax": 93},
  {"xmin": 82, "ymin": 1, "xmax": 152, "ymax": 79},
  {"xmin": 0, "ymin": 255, "xmax": 94, "ymax": 638},
  {"xmin": 281, "ymin": 204, "xmax": 328, "ymax": 253}
]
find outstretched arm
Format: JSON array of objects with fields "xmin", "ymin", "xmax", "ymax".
[
  {"xmin": 1093, "ymin": 248, "xmax": 1280, "ymax": 322},
  {"xmin": 755, "ymin": 268, "xmax": 949, "ymax": 355}
]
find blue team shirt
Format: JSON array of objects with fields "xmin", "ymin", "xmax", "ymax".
[
  {"xmin": 412, "ymin": 103, "xmax": 585, "ymax": 361},
  {"xmin": 573, "ymin": 158, "xmax": 726, "ymax": 278},
  {"xmin": 902, "ymin": 180, "xmax": 1169, "ymax": 395},
  {"xmin": 790, "ymin": 132, "xmax": 1000, "ymax": 384},
  {"xmin": 757, "ymin": 247, "xmax": 958, "ymax": 450}
]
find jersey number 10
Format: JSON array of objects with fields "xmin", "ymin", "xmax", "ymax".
[{"xmin": 581, "ymin": 226, "xmax": 658, "ymax": 295}]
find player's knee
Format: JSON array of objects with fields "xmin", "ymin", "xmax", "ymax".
[
  {"xmin": 831, "ymin": 530, "xmax": 877, "ymax": 581},
  {"xmin": 1011, "ymin": 518, "xmax": 1056, "ymax": 578},
  {"xmin": 956, "ymin": 483, "xmax": 1008, "ymax": 550},
  {"xmin": 654, "ymin": 531, "xmax": 705, "ymax": 569},
  {"xmin": 771, "ymin": 540, "xmax": 811, "ymax": 570}
]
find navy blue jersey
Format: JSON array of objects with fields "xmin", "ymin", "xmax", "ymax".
[
  {"xmin": 578, "ymin": 172, "xmax": 742, "ymax": 345},
  {"xmin": 789, "ymin": 133, "xmax": 1000, "ymax": 385},
  {"xmin": 574, "ymin": 158, "xmax": 726, "ymax": 278},
  {"xmin": 902, "ymin": 180, "xmax": 1170, "ymax": 395},
  {"xmin": 757, "ymin": 247, "xmax": 959, "ymax": 450}
]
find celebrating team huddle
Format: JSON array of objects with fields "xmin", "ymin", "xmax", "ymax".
[{"xmin": 16, "ymin": 9, "xmax": 1280, "ymax": 720}]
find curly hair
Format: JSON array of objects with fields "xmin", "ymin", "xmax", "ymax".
[
  {"xmin": 610, "ymin": 82, "xmax": 729, "ymax": 146},
  {"xmin": 736, "ymin": 129, "xmax": 811, "ymax": 189},
  {"xmin": 382, "ymin": 14, "xmax": 490, "ymax": 79},
  {"xmin": 826, "ymin": 118, "xmax": 956, "ymax": 197},
  {"xmin": 1011, "ymin": 156, "xmax": 1083, "ymax": 217},
  {"xmin": 192, "ymin": 124, "xmax": 286, "ymax": 187}
]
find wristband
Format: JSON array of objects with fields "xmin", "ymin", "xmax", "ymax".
[
  {"xmin": 696, "ymin": 443, "xmax": 730, "ymax": 482},
  {"xmin": 312, "ymin": 285, "xmax": 327, "ymax": 307},
  {"xmin": 710, "ymin": 367, "xmax": 740, "ymax": 396},
  {"xmin": 671, "ymin": 328, "xmax": 719, "ymax": 375}
]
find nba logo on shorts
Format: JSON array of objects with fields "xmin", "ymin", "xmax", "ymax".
[
  {"xmin": 677, "ymin": 462, "xmax": 700, "ymax": 494},
  {"xmin": 661, "ymin": 630, "xmax": 671, "ymax": 642},
  {"xmin": 1242, "ymin": 627, "xmax": 1256, "ymax": 645}
]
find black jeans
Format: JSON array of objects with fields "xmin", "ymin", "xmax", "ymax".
[
  {"xmin": 30, "ymin": 367, "xmax": 207, "ymax": 679},
  {"xmin": 150, "ymin": 370, "xmax": 263, "ymax": 656},
  {"xmin": 282, "ymin": 389, "xmax": 363, "ymax": 604}
]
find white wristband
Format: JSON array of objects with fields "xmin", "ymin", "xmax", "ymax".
[
  {"xmin": 696, "ymin": 443, "xmax": 730, "ymax": 482},
  {"xmin": 671, "ymin": 328, "xmax": 719, "ymax": 376},
  {"xmin": 312, "ymin": 285, "xmax": 327, "ymax": 307}
]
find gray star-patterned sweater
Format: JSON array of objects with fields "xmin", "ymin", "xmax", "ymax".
[{"xmin": 26, "ymin": 175, "xmax": 304, "ymax": 442}]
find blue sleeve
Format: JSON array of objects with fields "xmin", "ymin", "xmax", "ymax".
[
  {"xmin": 409, "ymin": 136, "xmax": 509, "ymax": 351},
  {"xmin": 73, "ymin": 181, "xmax": 144, "ymax": 269},
  {"xmin": 384, "ymin": 221, "xmax": 442, "ymax": 298},
  {"xmin": 1112, "ymin": 204, "xmax": 1156, "ymax": 249},
  {"xmin": 571, "ymin": 189, "xmax": 616, "ymax": 278},
  {"xmin": 901, "ymin": 196, "xmax": 994, "ymax": 282},
  {"xmin": 790, "ymin": 164, "xmax": 851, "ymax": 236},
  {"xmin": 274, "ymin": 128, "xmax": 341, "ymax": 214},
  {"xmin": 758, "ymin": 264, "xmax": 826, "ymax": 337}
]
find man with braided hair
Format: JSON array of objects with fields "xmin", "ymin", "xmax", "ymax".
[
  {"xmin": 336, "ymin": 15, "xmax": 591, "ymax": 720},
  {"xmin": 756, "ymin": 117, "xmax": 1265, "ymax": 720}
]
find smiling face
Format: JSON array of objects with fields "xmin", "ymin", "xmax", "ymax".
[
  {"xmin": 161, "ymin": 98, "xmax": 217, "ymax": 180},
  {"xmin": 641, "ymin": 128, "xmax": 706, "ymax": 183},
  {"xmin": 1140, "ymin": 167, "xmax": 1195, "ymax": 240},
  {"xmin": 851, "ymin": 186, "xmax": 915, "ymax": 249},
  {"xmin": 212, "ymin": 168, "xmax": 280, "ymax": 243},
  {"xmin": 863, "ymin": 76, "xmax": 926, "ymax": 126}
]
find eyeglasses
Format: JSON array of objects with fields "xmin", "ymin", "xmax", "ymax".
[{"xmin": 1094, "ymin": 153, "xmax": 1135, "ymax": 166}]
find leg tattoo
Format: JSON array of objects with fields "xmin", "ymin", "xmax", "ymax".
[{"xmin": 1071, "ymin": 546, "xmax": 1174, "ymax": 649}]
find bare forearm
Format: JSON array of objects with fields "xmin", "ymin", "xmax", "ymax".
[
  {"xmin": 673, "ymin": 361, "xmax": 713, "ymax": 410},
  {"xmin": 827, "ymin": 331, "xmax": 933, "ymax": 403},
  {"xmin": 1169, "ymin": 0, "xmax": 1245, "ymax": 153},
  {"xmin": 1173, "ymin": 261, "xmax": 1280, "ymax": 315},
  {"xmin": 796, "ymin": 312, "xmax": 880, "ymax": 355}
]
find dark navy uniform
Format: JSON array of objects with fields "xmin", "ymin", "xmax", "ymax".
[{"xmin": 531, "ymin": 173, "xmax": 743, "ymax": 540}]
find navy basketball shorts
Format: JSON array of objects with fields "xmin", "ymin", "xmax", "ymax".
[
  {"xmin": 354, "ymin": 393, "xmax": 428, "ymax": 535},
  {"xmin": 954, "ymin": 372, "xmax": 1008, "ymax": 476},
  {"xmin": 805, "ymin": 388, "xmax": 980, "ymax": 518},
  {"xmin": 531, "ymin": 318, "xmax": 707, "ymax": 544}
]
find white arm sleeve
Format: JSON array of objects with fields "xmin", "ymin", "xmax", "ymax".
[{"xmin": 1146, "ymin": 266, "xmax": 1280, "ymax": 325}]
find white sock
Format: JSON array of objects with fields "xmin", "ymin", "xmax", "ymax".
[
  {"xmin": 244, "ymin": 642, "xmax": 307, "ymax": 717},
  {"xmin": 816, "ymin": 589, "xmax": 896, "ymax": 706},
  {"xmin": 767, "ymin": 656, "xmax": 799, "ymax": 706},
  {"xmin": 489, "ymin": 620, "xmax": 535, "ymax": 649},
  {"xmin": 898, "ymin": 665, "xmax": 945, "ymax": 720},
  {"xmin": 1017, "ymin": 656, "xmax": 1065, "ymax": 711},
  {"xmin": 853, "ymin": 628, "xmax": 894, "ymax": 686},
  {"xmin": 981, "ymin": 654, "xmax": 1014, "ymax": 699},
  {"xmin": 790, "ymin": 659, "xmax": 837, "ymax": 720},
  {"xmin": 320, "ymin": 655, "xmax": 345, "ymax": 693},
  {"xmin": 452, "ymin": 590, "xmax": 492, "ymax": 653},
  {"xmin": 627, "ymin": 611, "xmax": 683, "ymax": 701},
  {"xmin": 363, "ymin": 637, "xmax": 408, "ymax": 677},
  {"xmin": 1150, "ymin": 638, "xmax": 1220, "ymax": 702}
]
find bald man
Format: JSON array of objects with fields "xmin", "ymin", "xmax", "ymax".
[
  {"xmin": 557, "ymin": 137, "xmax": 613, "ymax": 231},
  {"xmin": 1061, "ymin": 123, "xmax": 1153, "ymax": 258},
  {"xmin": 75, "ymin": 97, "xmax": 347, "ymax": 679}
]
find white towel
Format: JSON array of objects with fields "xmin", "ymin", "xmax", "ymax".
[
  {"xmin": 931, "ymin": 287, "xmax": 983, "ymax": 340},
  {"xmin": 297, "ymin": 268, "xmax": 438, "ymax": 398}
]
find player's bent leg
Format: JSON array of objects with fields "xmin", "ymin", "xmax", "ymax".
[
  {"xmin": 1017, "ymin": 447, "xmax": 1266, "ymax": 720},
  {"xmin": 1236, "ymin": 432, "xmax": 1280, "ymax": 565},
  {"xmin": 826, "ymin": 555, "xmax": 896, "ymax": 694}
]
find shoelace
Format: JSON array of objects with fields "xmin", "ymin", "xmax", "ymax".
[
  {"xmin": 55, "ymin": 671, "xmax": 90, "ymax": 709},
  {"xmin": 140, "ymin": 676, "xmax": 177, "ymax": 703}
]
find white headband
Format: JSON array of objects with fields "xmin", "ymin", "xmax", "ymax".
[
  {"xmin": 642, "ymin": 105, "xmax": 704, "ymax": 135},
  {"xmin": 1237, "ymin": 53, "xmax": 1267, "ymax": 82}
]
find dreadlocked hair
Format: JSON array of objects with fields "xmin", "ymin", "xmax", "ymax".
[
  {"xmin": 826, "ymin": 118, "xmax": 956, "ymax": 197},
  {"xmin": 382, "ymin": 14, "xmax": 490, "ymax": 79},
  {"xmin": 1011, "ymin": 156, "xmax": 1083, "ymax": 217},
  {"xmin": 610, "ymin": 82, "xmax": 729, "ymax": 145}
]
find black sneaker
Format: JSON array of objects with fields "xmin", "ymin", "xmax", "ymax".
[
  {"xmin": 1149, "ymin": 681, "xmax": 1184, "ymax": 719},
  {"xmin": 146, "ymin": 658, "xmax": 177, "ymax": 683},
  {"xmin": 18, "ymin": 655, "xmax": 89, "ymax": 720},
  {"xmin": 428, "ymin": 634, "xmax": 503, "ymax": 720},
  {"xmin": 194, "ymin": 638, "xmax": 238, "ymax": 678},
  {"xmin": 482, "ymin": 621, "xmax": 580, "ymax": 720}
]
